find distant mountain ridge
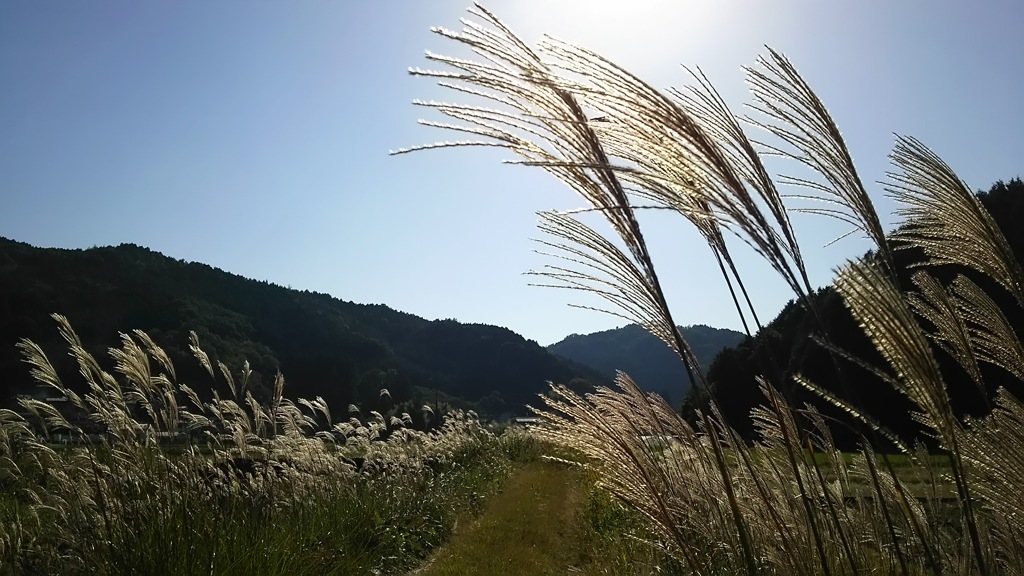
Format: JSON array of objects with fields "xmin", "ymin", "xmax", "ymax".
[
  {"xmin": 548, "ymin": 324, "xmax": 745, "ymax": 406},
  {"xmin": 0, "ymin": 237, "xmax": 607, "ymax": 418}
]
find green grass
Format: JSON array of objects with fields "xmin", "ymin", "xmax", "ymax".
[
  {"xmin": 413, "ymin": 452, "xmax": 677, "ymax": 576},
  {"xmin": 808, "ymin": 451, "xmax": 959, "ymax": 500},
  {"xmin": 574, "ymin": 478, "xmax": 679, "ymax": 575},
  {"xmin": 415, "ymin": 459, "xmax": 586, "ymax": 576}
]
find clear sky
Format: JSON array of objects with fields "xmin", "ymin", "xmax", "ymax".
[{"xmin": 1, "ymin": 1, "xmax": 1021, "ymax": 346}]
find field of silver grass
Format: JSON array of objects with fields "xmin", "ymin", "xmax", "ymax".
[
  {"xmin": 399, "ymin": 5, "xmax": 1024, "ymax": 574},
  {"xmin": 0, "ymin": 315, "xmax": 523, "ymax": 575}
]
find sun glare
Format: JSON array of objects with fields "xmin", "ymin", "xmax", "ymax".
[{"xmin": 495, "ymin": 0, "xmax": 732, "ymax": 74}]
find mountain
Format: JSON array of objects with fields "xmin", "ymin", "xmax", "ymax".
[
  {"xmin": 548, "ymin": 324, "xmax": 745, "ymax": 406},
  {"xmin": 0, "ymin": 238, "xmax": 607, "ymax": 418}
]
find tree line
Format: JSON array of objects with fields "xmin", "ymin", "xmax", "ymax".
[{"xmin": 689, "ymin": 178, "xmax": 1024, "ymax": 449}]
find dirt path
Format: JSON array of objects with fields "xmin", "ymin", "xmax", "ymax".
[{"xmin": 412, "ymin": 459, "xmax": 586, "ymax": 575}]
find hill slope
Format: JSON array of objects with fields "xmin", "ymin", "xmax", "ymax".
[
  {"xmin": 548, "ymin": 324, "xmax": 744, "ymax": 406},
  {"xmin": 694, "ymin": 177, "xmax": 1024, "ymax": 448},
  {"xmin": 0, "ymin": 238, "xmax": 606, "ymax": 417}
]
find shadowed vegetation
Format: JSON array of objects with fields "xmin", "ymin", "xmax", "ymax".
[{"xmin": 697, "ymin": 178, "xmax": 1024, "ymax": 449}]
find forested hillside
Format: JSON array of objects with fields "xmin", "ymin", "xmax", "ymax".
[
  {"xmin": 0, "ymin": 239, "xmax": 605, "ymax": 417},
  {"xmin": 549, "ymin": 324, "xmax": 744, "ymax": 406},
  {"xmin": 690, "ymin": 178, "xmax": 1024, "ymax": 448}
]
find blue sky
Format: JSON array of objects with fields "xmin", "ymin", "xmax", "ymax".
[{"xmin": 1, "ymin": 1, "xmax": 1021, "ymax": 346}]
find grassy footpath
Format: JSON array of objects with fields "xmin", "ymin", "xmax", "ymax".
[
  {"xmin": 413, "ymin": 459, "xmax": 586, "ymax": 575},
  {"xmin": 410, "ymin": 444, "xmax": 957, "ymax": 576}
]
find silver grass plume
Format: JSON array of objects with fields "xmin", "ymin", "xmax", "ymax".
[
  {"xmin": 540, "ymin": 39, "xmax": 813, "ymax": 302},
  {"xmin": 189, "ymin": 330, "xmax": 214, "ymax": 379},
  {"xmin": 132, "ymin": 329, "xmax": 176, "ymax": 382},
  {"xmin": 835, "ymin": 260, "xmax": 988, "ymax": 575},
  {"xmin": 746, "ymin": 49, "xmax": 892, "ymax": 272},
  {"xmin": 889, "ymin": 135, "xmax": 1024, "ymax": 306},
  {"xmin": 962, "ymin": 389, "xmax": 1024, "ymax": 546},
  {"xmin": 530, "ymin": 210, "xmax": 702, "ymax": 379},
  {"xmin": 834, "ymin": 262, "xmax": 955, "ymax": 442},
  {"xmin": 530, "ymin": 373, "xmax": 724, "ymax": 569},
  {"xmin": 908, "ymin": 271, "xmax": 985, "ymax": 392},
  {"xmin": 395, "ymin": 3, "xmax": 701, "ymax": 386},
  {"xmin": 949, "ymin": 275, "xmax": 1024, "ymax": 381}
]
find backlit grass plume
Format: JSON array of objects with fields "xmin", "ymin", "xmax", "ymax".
[
  {"xmin": 403, "ymin": 4, "xmax": 1024, "ymax": 574},
  {"xmin": 890, "ymin": 135, "xmax": 1024, "ymax": 306}
]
